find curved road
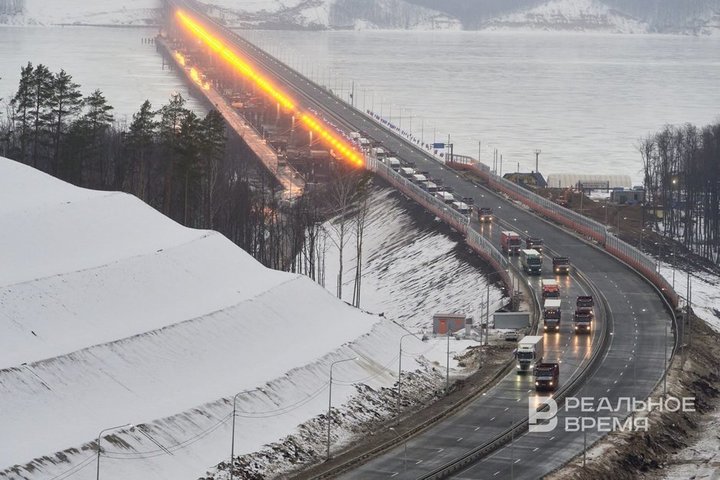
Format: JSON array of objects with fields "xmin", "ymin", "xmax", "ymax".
[{"xmin": 169, "ymin": 4, "xmax": 673, "ymax": 477}]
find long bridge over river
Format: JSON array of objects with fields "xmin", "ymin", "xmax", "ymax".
[{"xmin": 162, "ymin": 2, "xmax": 680, "ymax": 478}]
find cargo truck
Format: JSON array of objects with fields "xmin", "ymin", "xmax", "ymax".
[
  {"xmin": 501, "ymin": 230, "xmax": 522, "ymax": 256},
  {"xmin": 516, "ymin": 335, "xmax": 544, "ymax": 373},
  {"xmin": 478, "ymin": 207, "xmax": 493, "ymax": 223},
  {"xmin": 576, "ymin": 295, "xmax": 594, "ymax": 316},
  {"xmin": 573, "ymin": 310, "xmax": 592, "ymax": 333},
  {"xmin": 543, "ymin": 298, "xmax": 562, "ymax": 332},
  {"xmin": 534, "ymin": 362, "xmax": 560, "ymax": 391},
  {"xmin": 541, "ymin": 279, "xmax": 560, "ymax": 298},
  {"xmin": 552, "ymin": 256, "xmax": 570, "ymax": 275},
  {"xmin": 526, "ymin": 237, "xmax": 544, "ymax": 253},
  {"xmin": 520, "ymin": 249, "xmax": 543, "ymax": 275}
]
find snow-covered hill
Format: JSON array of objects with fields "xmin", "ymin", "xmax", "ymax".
[
  {"xmin": 482, "ymin": 0, "xmax": 649, "ymax": 33},
  {"xmin": 0, "ymin": 0, "xmax": 160, "ymax": 26},
  {"xmin": 0, "ymin": 157, "xmax": 428, "ymax": 479}
]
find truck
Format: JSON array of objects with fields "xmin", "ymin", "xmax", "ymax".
[
  {"xmin": 526, "ymin": 237, "xmax": 544, "ymax": 253},
  {"xmin": 573, "ymin": 310, "xmax": 593, "ymax": 333},
  {"xmin": 552, "ymin": 256, "xmax": 570, "ymax": 275},
  {"xmin": 541, "ymin": 279, "xmax": 560, "ymax": 299},
  {"xmin": 452, "ymin": 201, "xmax": 471, "ymax": 215},
  {"xmin": 477, "ymin": 207, "xmax": 493, "ymax": 223},
  {"xmin": 520, "ymin": 249, "xmax": 543, "ymax": 275},
  {"xmin": 576, "ymin": 295, "xmax": 594, "ymax": 315},
  {"xmin": 516, "ymin": 335, "xmax": 544, "ymax": 374},
  {"xmin": 534, "ymin": 362, "xmax": 560, "ymax": 391},
  {"xmin": 543, "ymin": 298, "xmax": 562, "ymax": 332},
  {"xmin": 435, "ymin": 191, "xmax": 455, "ymax": 204},
  {"xmin": 501, "ymin": 231, "xmax": 522, "ymax": 256},
  {"xmin": 385, "ymin": 156, "xmax": 401, "ymax": 171}
]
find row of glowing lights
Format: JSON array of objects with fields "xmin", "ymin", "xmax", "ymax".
[{"xmin": 175, "ymin": 9, "xmax": 364, "ymax": 167}]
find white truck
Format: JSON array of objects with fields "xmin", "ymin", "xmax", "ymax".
[
  {"xmin": 385, "ymin": 156, "xmax": 401, "ymax": 171},
  {"xmin": 543, "ymin": 298, "xmax": 562, "ymax": 332},
  {"xmin": 516, "ymin": 335, "xmax": 544, "ymax": 374}
]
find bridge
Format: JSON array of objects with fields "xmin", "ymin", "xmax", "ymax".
[{"xmin": 162, "ymin": 2, "xmax": 679, "ymax": 478}]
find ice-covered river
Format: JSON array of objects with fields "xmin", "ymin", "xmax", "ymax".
[{"xmin": 1, "ymin": 27, "xmax": 719, "ymax": 183}]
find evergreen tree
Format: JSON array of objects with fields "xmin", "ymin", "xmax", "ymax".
[
  {"xmin": 176, "ymin": 110, "xmax": 203, "ymax": 225},
  {"xmin": 82, "ymin": 89, "xmax": 115, "ymax": 185},
  {"xmin": 10, "ymin": 62, "xmax": 34, "ymax": 163},
  {"xmin": 199, "ymin": 109, "xmax": 226, "ymax": 228},
  {"xmin": 125, "ymin": 100, "xmax": 156, "ymax": 200},
  {"xmin": 158, "ymin": 93, "xmax": 189, "ymax": 216},
  {"xmin": 49, "ymin": 69, "xmax": 83, "ymax": 175},
  {"xmin": 30, "ymin": 64, "xmax": 53, "ymax": 169}
]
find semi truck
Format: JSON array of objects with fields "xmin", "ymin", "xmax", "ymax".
[
  {"xmin": 541, "ymin": 279, "xmax": 560, "ymax": 299},
  {"xmin": 516, "ymin": 335, "xmax": 544, "ymax": 374},
  {"xmin": 576, "ymin": 295, "xmax": 594, "ymax": 316},
  {"xmin": 478, "ymin": 207, "xmax": 493, "ymax": 223},
  {"xmin": 501, "ymin": 230, "xmax": 522, "ymax": 256},
  {"xmin": 526, "ymin": 237, "xmax": 544, "ymax": 253},
  {"xmin": 520, "ymin": 249, "xmax": 543, "ymax": 275},
  {"xmin": 534, "ymin": 362, "xmax": 560, "ymax": 391},
  {"xmin": 543, "ymin": 298, "xmax": 562, "ymax": 332},
  {"xmin": 552, "ymin": 256, "xmax": 570, "ymax": 275},
  {"xmin": 573, "ymin": 310, "xmax": 593, "ymax": 333}
]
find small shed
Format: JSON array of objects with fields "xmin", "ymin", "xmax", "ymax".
[{"xmin": 610, "ymin": 188, "xmax": 645, "ymax": 205}]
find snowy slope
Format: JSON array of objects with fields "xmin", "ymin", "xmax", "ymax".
[
  {"xmin": 0, "ymin": 0, "xmax": 159, "ymax": 26},
  {"xmin": 482, "ymin": 0, "xmax": 649, "ymax": 33},
  {"xmin": 0, "ymin": 157, "xmax": 422, "ymax": 479}
]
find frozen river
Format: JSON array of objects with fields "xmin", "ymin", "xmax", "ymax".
[
  {"xmin": 1, "ymin": 27, "xmax": 719, "ymax": 183},
  {"xmin": 243, "ymin": 29, "xmax": 720, "ymax": 184}
]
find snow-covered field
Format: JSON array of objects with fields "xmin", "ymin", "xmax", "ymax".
[{"xmin": 0, "ymin": 157, "xmax": 432, "ymax": 479}]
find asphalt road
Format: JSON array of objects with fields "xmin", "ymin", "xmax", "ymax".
[{"xmin": 172, "ymin": 5, "xmax": 674, "ymax": 477}]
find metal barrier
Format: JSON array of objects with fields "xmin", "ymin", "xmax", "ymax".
[
  {"xmin": 369, "ymin": 157, "xmax": 512, "ymax": 292},
  {"xmin": 466, "ymin": 165, "xmax": 679, "ymax": 307}
]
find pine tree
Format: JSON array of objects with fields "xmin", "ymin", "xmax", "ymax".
[
  {"xmin": 199, "ymin": 109, "xmax": 226, "ymax": 228},
  {"xmin": 10, "ymin": 62, "xmax": 34, "ymax": 164},
  {"xmin": 49, "ymin": 69, "xmax": 83, "ymax": 175},
  {"xmin": 125, "ymin": 100, "xmax": 156, "ymax": 200},
  {"xmin": 82, "ymin": 89, "xmax": 114, "ymax": 185},
  {"xmin": 30, "ymin": 64, "xmax": 53, "ymax": 169},
  {"xmin": 176, "ymin": 110, "xmax": 203, "ymax": 225},
  {"xmin": 158, "ymin": 93, "xmax": 189, "ymax": 216}
]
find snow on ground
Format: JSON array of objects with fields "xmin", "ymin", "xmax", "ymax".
[
  {"xmin": 1, "ymin": 0, "xmax": 160, "ymax": 26},
  {"xmin": 658, "ymin": 262, "xmax": 720, "ymax": 333},
  {"xmin": 317, "ymin": 187, "xmax": 506, "ymax": 369},
  {"xmin": 656, "ymin": 260, "xmax": 720, "ymax": 479},
  {"xmin": 483, "ymin": 0, "xmax": 649, "ymax": 33},
  {"xmin": 0, "ymin": 157, "xmax": 426, "ymax": 479}
]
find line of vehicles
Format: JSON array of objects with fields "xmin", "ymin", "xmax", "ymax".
[
  {"xmin": 503, "ymin": 230, "xmax": 594, "ymax": 392},
  {"xmin": 360, "ymin": 139, "xmax": 496, "ymax": 221}
]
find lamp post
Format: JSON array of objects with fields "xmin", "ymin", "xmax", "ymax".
[
  {"xmin": 388, "ymin": 427, "xmax": 407, "ymax": 471},
  {"xmin": 96, "ymin": 423, "xmax": 133, "ymax": 480},
  {"xmin": 327, "ymin": 358, "xmax": 358, "ymax": 461},
  {"xmin": 230, "ymin": 389, "xmax": 255, "ymax": 480},
  {"xmin": 397, "ymin": 333, "xmax": 421, "ymax": 423}
]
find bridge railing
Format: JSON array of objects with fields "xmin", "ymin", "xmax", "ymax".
[
  {"xmin": 465, "ymin": 164, "xmax": 679, "ymax": 307},
  {"xmin": 368, "ymin": 156, "xmax": 512, "ymax": 291}
]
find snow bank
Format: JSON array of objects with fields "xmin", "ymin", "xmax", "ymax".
[
  {"xmin": 0, "ymin": 157, "xmax": 414, "ymax": 479},
  {"xmin": 0, "ymin": 0, "xmax": 160, "ymax": 26}
]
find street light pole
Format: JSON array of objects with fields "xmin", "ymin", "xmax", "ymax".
[
  {"xmin": 446, "ymin": 329, "xmax": 451, "ymax": 393},
  {"xmin": 397, "ymin": 333, "xmax": 417, "ymax": 423},
  {"xmin": 230, "ymin": 389, "xmax": 255, "ymax": 480},
  {"xmin": 96, "ymin": 423, "xmax": 133, "ymax": 480},
  {"xmin": 327, "ymin": 358, "xmax": 358, "ymax": 461}
]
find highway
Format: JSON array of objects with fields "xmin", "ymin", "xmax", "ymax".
[{"xmin": 168, "ymin": 3, "xmax": 674, "ymax": 477}]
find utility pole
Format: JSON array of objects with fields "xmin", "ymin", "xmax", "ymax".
[{"xmin": 446, "ymin": 329, "xmax": 451, "ymax": 393}]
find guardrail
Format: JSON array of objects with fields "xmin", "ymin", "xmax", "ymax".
[
  {"xmin": 417, "ymin": 268, "xmax": 611, "ymax": 479},
  {"xmin": 369, "ymin": 157, "xmax": 513, "ymax": 292},
  {"xmin": 465, "ymin": 166, "xmax": 679, "ymax": 308}
]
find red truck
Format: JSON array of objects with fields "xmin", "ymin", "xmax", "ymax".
[
  {"xmin": 501, "ymin": 230, "xmax": 522, "ymax": 256},
  {"xmin": 534, "ymin": 362, "xmax": 560, "ymax": 391}
]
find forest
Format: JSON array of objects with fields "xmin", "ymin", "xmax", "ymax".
[
  {"xmin": 639, "ymin": 122, "xmax": 720, "ymax": 263},
  {"xmin": 0, "ymin": 63, "xmax": 374, "ymax": 305}
]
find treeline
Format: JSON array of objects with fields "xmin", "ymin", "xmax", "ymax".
[
  {"xmin": 639, "ymin": 121, "xmax": 720, "ymax": 263},
  {"xmin": 0, "ymin": 0, "xmax": 24, "ymax": 15},
  {"xmin": 0, "ymin": 63, "xmax": 314, "ymax": 270},
  {"xmin": 1, "ymin": 63, "xmax": 374, "ymax": 287}
]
